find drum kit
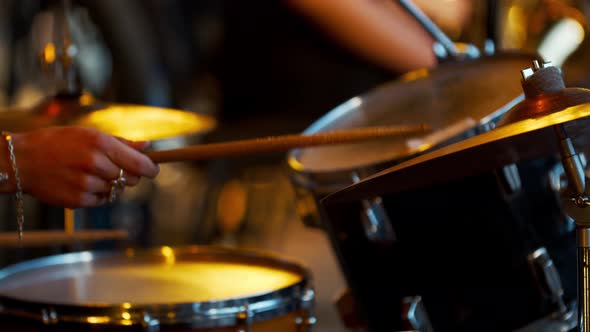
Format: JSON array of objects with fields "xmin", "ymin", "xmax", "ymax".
[{"xmin": 0, "ymin": 0, "xmax": 590, "ymax": 331}]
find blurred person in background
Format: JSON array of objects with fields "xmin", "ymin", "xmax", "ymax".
[{"xmin": 212, "ymin": 0, "xmax": 474, "ymax": 137}]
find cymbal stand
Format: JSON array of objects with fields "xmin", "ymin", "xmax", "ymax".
[
  {"xmin": 397, "ymin": 0, "xmax": 458, "ymax": 57},
  {"xmin": 555, "ymin": 123, "xmax": 590, "ymax": 331},
  {"xmin": 397, "ymin": 0, "xmax": 479, "ymax": 60}
]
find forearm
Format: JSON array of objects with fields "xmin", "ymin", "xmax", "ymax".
[{"xmin": 286, "ymin": 0, "xmax": 437, "ymax": 73}]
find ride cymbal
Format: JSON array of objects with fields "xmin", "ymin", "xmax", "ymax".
[
  {"xmin": 289, "ymin": 51, "xmax": 540, "ymax": 173},
  {"xmin": 0, "ymin": 92, "xmax": 216, "ymax": 143},
  {"xmin": 323, "ymin": 61, "xmax": 590, "ymax": 204}
]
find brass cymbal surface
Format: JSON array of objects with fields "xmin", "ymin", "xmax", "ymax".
[
  {"xmin": 290, "ymin": 52, "xmax": 540, "ymax": 173},
  {"xmin": 323, "ymin": 66, "xmax": 590, "ymax": 204},
  {"xmin": 0, "ymin": 93, "xmax": 216, "ymax": 142}
]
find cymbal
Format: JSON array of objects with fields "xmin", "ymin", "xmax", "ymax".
[
  {"xmin": 0, "ymin": 92, "xmax": 216, "ymax": 143},
  {"xmin": 289, "ymin": 51, "xmax": 540, "ymax": 173},
  {"xmin": 323, "ymin": 63, "xmax": 590, "ymax": 204}
]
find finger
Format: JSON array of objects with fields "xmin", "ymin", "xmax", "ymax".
[
  {"xmin": 115, "ymin": 136, "xmax": 151, "ymax": 151},
  {"xmin": 78, "ymin": 152, "xmax": 121, "ymax": 180},
  {"xmin": 66, "ymin": 192, "xmax": 109, "ymax": 208},
  {"xmin": 74, "ymin": 174, "xmax": 112, "ymax": 193},
  {"xmin": 122, "ymin": 171, "xmax": 141, "ymax": 186},
  {"xmin": 104, "ymin": 137, "xmax": 160, "ymax": 178}
]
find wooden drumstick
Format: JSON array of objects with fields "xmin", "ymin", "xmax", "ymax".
[
  {"xmin": 146, "ymin": 124, "xmax": 431, "ymax": 164},
  {"xmin": 0, "ymin": 230, "xmax": 129, "ymax": 247}
]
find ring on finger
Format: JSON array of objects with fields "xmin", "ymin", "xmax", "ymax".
[
  {"xmin": 116, "ymin": 169, "xmax": 127, "ymax": 189},
  {"xmin": 108, "ymin": 169, "xmax": 126, "ymax": 203},
  {"xmin": 108, "ymin": 179, "xmax": 119, "ymax": 203}
]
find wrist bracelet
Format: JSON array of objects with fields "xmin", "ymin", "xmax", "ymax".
[{"xmin": 2, "ymin": 131, "xmax": 24, "ymax": 241}]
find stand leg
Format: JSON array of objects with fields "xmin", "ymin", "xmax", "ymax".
[{"xmin": 578, "ymin": 227, "xmax": 590, "ymax": 331}]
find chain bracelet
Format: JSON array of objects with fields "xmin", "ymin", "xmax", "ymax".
[{"xmin": 2, "ymin": 131, "xmax": 24, "ymax": 241}]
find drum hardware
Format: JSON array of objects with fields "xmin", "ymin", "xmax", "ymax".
[
  {"xmin": 236, "ymin": 303, "xmax": 252, "ymax": 332},
  {"xmin": 512, "ymin": 302, "xmax": 577, "ymax": 332},
  {"xmin": 295, "ymin": 288, "xmax": 317, "ymax": 332},
  {"xmin": 41, "ymin": 307, "xmax": 58, "ymax": 325},
  {"xmin": 481, "ymin": 111, "xmax": 524, "ymax": 198},
  {"xmin": 497, "ymin": 61, "xmax": 590, "ymax": 331},
  {"xmin": 496, "ymin": 163, "xmax": 523, "ymax": 195},
  {"xmin": 397, "ymin": 0, "xmax": 480, "ymax": 61},
  {"xmin": 141, "ymin": 312, "xmax": 160, "ymax": 332},
  {"xmin": 528, "ymin": 247, "xmax": 569, "ymax": 316},
  {"xmin": 396, "ymin": 0, "xmax": 459, "ymax": 59},
  {"xmin": 555, "ymin": 123, "xmax": 590, "ymax": 331},
  {"xmin": 401, "ymin": 296, "xmax": 433, "ymax": 332},
  {"xmin": 352, "ymin": 172, "xmax": 396, "ymax": 245}
]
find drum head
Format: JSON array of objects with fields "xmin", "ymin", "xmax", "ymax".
[
  {"xmin": 0, "ymin": 246, "xmax": 311, "ymax": 328},
  {"xmin": 289, "ymin": 52, "xmax": 539, "ymax": 173}
]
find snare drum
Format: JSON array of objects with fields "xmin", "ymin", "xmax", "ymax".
[{"xmin": 0, "ymin": 246, "xmax": 315, "ymax": 331}]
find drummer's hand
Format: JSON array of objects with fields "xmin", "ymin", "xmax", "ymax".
[{"xmin": 2, "ymin": 126, "xmax": 159, "ymax": 208}]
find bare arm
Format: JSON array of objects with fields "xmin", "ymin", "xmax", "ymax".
[{"xmin": 286, "ymin": 0, "xmax": 437, "ymax": 73}]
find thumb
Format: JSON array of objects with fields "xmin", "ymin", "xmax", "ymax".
[{"xmin": 115, "ymin": 136, "xmax": 151, "ymax": 151}]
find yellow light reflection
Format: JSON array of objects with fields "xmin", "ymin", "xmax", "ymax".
[
  {"xmin": 73, "ymin": 105, "xmax": 216, "ymax": 141},
  {"xmin": 161, "ymin": 246, "xmax": 176, "ymax": 265},
  {"xmin": 401, "ymin": 68, "xmax": 429, "ymax": 82},
  {"xmin": 121, "ymin": 312, "xmax": 131, "ymax": 320},
  {"xmin": 125, "ymin": 248, "xmax": 135, "ymax": 258},
  {"xmin": 42, "ymin": 43, "xmax": 56, "ymax": 64},
  {"xmin": 79, "ymin": 93, "xmax": 95, "ymax": 106},
  {"xmin": 504, "ymin": 5, "xmax": 526, "ymax": 49},
  {"xmin": 122, "ymin": 302, "xmax": 132, "ymax": 309},
  {"xmin": 98, "ymin": 262, "xmax": 302, "ymax": 303},
  {"xmin": 87, "ymin": 316, "xmax": 110, "ymax": 324}
]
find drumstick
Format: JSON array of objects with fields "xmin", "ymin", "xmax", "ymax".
[
  {"xmin": 146, "ymin": 124, "xmax": 431, "ymax": 163},
  {"xmin": 0, "ymin": 230, "xmax": 128, "ymax": 247}
]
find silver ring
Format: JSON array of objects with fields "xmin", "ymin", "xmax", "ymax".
[
  {"xmin": 108, "ymin": 169, "xmax": 126, "ymax": 203},
  {"xmin": 108, "ymin": 179, "xmax": 119, "ymax": 203},
  {"xmin": 116, "ymin": 169, "xmax": 127, "ymax": 188}
]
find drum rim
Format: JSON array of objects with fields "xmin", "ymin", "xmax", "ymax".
[
  {"xmin": 0, "ymin": 245, "xmax": 313, "ymax": 329},
  {"xmin": 286, "ymin": 51, "xmax": 536, "ymax": 176}
]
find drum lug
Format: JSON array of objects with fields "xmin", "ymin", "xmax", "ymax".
[
  {"xmin": 352, "ymin": 173, "xmax": 396, "ymax": 244},
  {"xmin": 296, "ymin": 288, "xmax": 317, "ymax": 332},
  {"xmin": 360, "ymin": 197, "xmax": 396, "ymax": 244},
  {"xmin": 401, "ymin": 296, "xmax": 434, "ymax": 332},
  {"xmin": 495, "ymin": 163, "xmax": 522, "ymax": 196},
  {"xmin": 141, "ymin": 311, "xmax": 160, "ymax": 332},
  {"xmin": 236, "ymin": 304, "xmax": 252, "ymax": 332},
  {"xmin": 41, "ymin": 307, "xmax": 58, "ymax": 325},
  {"xmin": 528, "ymin": 247, "xmax": 568, "ymax": 315}
]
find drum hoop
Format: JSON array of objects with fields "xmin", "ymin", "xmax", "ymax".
[
  {"xmin": 286, "ymin": 51, "xmax": 535, "ymax": 176},
  {"xmin": 0, "ymin": 245, "xmax": 313, "ymax": 329}
]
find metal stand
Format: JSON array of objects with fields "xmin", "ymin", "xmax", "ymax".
[
  {"xmin": 578, "ymin": 228, "xmax": 590, "ymax": 331},
  {"xmin": 397, "ymin": 0, "xmax": 480, "ymax": 60},
  {"xmin": 554, "ymin": 124, "xmax": 590, "ymax": 331}
]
